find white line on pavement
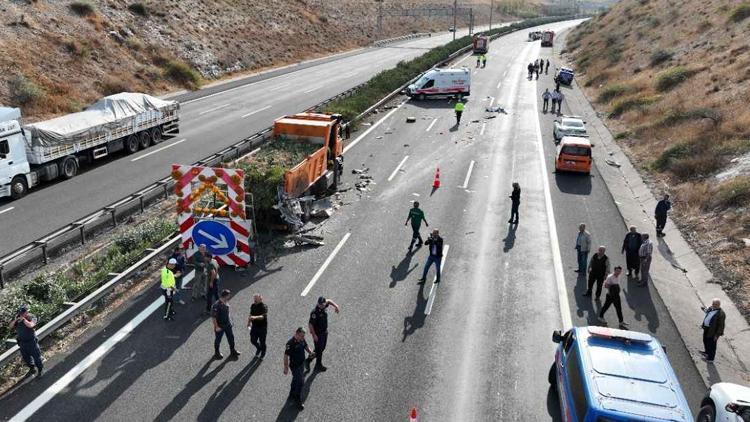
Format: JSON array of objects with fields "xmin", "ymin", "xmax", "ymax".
[
  {"xmin": 532, "ymin": 77, "xmax": 572, "ymax": 330},
  {"xmin": 0, "ymin": 207, "xmax": 14, "ymax": 215},
  {"xmin": 241, "ymin": 105, "xmax": 272, "ymax": 118},
  {"xmin": 425, "ymin": 118, "xmax": 438, "ymax": 132},
  {"xmin": 496, "ymin": 80, "xmax": 502, "ymax": 89},
  {"xmin": 461, "ymin": 161, "xmax": 475, "ymax": 189},
  {"xmin": 488, "ymin": 96, "xmax": 495, "ymax": 108},
  {"xmin": 343, "ymin": 102, "xmax": 406, "ymax": 154},
  {"xmin": 301, "ymin": 233, "xmax": 351, "ymax": 296},
  {"xmin": 10, "ymin": 271, "xmax": 196, "ymax": 421},
  {"xmin": 131, "ymin": 139, "xmax": 187, "ymax": 162},
  {"xmin": 424, "ymin": 245, "xmax": 450, "ymax": 315},
  {"xmin": 198, "ymin": 103, "xmax": 230, "ymax": 115},
  {"xmin": 387, "ymin": 156, "xmax": 410, "ymax": 182},
  {"xmin": 268, "ymin": 83, "xmax": 291, "ymax": 92},
  {"xmin": 480, "ymin": 123, "xmax": 486, "ymax": 136},
  {"xmin": 303, "ymin": 85, "xmax": 324, "ymax": 94}
]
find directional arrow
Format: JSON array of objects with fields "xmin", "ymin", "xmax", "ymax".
[{"xmin": 197, "ymin": 229, "xmax": 229, "ymax": 250}]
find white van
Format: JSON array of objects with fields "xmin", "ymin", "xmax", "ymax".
[{"xmin": 406, "ymin": 68, "xmax": 471, "ymax": 100}]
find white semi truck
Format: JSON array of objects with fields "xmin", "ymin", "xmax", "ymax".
[{"xmin": 0, "ymin": 93, "xmax": 179, "ymax": 199}]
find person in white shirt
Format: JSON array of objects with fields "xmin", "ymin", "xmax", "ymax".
[
  {"xmin": 638, "ymin": 233, "xmax": 653, "ymax": 287},
  {"xmin": 598, "ymin": 266, "xmax": 628, "ymax": 329}
]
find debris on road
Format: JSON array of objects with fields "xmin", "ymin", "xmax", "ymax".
[
  {"xmin": 403, "ymin": 144, "xmax": 410, "ymax": 147},
  {"xmin": 352, "ymin": 167, "xmax": 370, "ymax": 174},
  {"xmin": 375, "ymin": 136, "xmax": 383, "ymax": 140},
  {"xmin": 605, "ymin": 159, "xmax": 621, "ymax": 168},
  {"xmin": 362, "ymin": 122, "xmax": 373, "ymax": 126},
  {"xmin": 406, "ymin": 117, "xmax": 416, "ymax": 123},
  {"xmin": 485, "ymin": 106, "xmax": 507, "ymax": 114},
  {"xmin": 384, "ymin": 128, "xmax": 394, "ymax": 134}
]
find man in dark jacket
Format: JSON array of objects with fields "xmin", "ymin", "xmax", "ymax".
[
  {"xmin": 583, "ymin": 246, "xmax": 610, "ymax": 299},
  {"xmin": 621, "ymin": 226, "xmax": 642, "ymax": 278},
  {"xmin": 508, "ymin": 183, "xmax": 521, "ymax": 224},
  {"xmin": 10, "ymin": 305, "xmax": 43, "ymax": 377},
  {"xmin": 655, "ymin": 194, "xmax": 672, "ymax": 237},
  {"xmin": 418, "ymin": 230, "xmax": 444, "ymax": 284},
  {"xmin": 700, "ymin": 298, "xmax": 726, "ymax": 363}
]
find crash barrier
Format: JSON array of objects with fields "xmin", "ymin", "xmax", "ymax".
[{"xmin": 373, "ymin": 33, "xmax": 430, "ymax": 47}]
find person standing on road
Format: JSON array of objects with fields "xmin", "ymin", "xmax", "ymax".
[
  {"xmin": 700, "ymin": 298, "xmax": 725, "ymax": 363},
  {"xmin": 212, "ymin": 289, "xmax": 241, "ymax": 360},
  {"xmin": 284, "ymin": 327, "xmax": 313, "ymax": 410},
  {"xmin": 308, "ymin": 296, "xmax": 340, "ymax": 372},
  {"xmin": 555, "ymin": 90, "xmax": 565, "ymax": 114},
  {"xmin": 638, "ymin": 233, "xmax": 653, "ymax": 287},
  {"xmin": 534, "ymin": 62, "xmax": 540, "ymax": 79},
  {"xmin": 171, "ymin": 247, "xmax": 187, "ymax": 305},
  {"xmin": 419, "ymin": 230, "xmax": 445, "ymax": 283},
  {"xmin": 542, "ymin": 89, "xmax": 551, "ymax": 113},
  {"xmin": 10, "ymin": 305, "xmax": 43, "ymax": 378},
  {"xmin": 583, "ymin": 246, "xmax": 610, "ymax": 299},
  {"xmin": 405, "ymin": 201, "xmax": 429, "ymax": 251},
  {"xmin": 161, "ymin": 258, "xmax": 180, "ymax": 321},
  {"xmin": 476, "ymin": 55, "xmax": 481, "ymax": 68},
  {"xmin": 545, "ymin": 59, "xmax": 550, "ymax": 74},
  {"xmin": 508, "ymin": 182, "xmax": 521, "ymax": 224},
  {"xmin": 574, "ymin": 223, "xmax": 592, "ymax": 273},
  {"xmin": 454, "ymin": 100, "xmax": 465, "ymax": 125},
  {"xmin": 621, "ymin": 226, "xmax": 642, "ymax": 278},
  {"xmin": 655, "ymin": 194, "xmax": 672, "ymax": 237},
  {"xmin": 191, "ymin": 244, "xmax": 208, "ymax": 302},
  {"xmin": 247, "ymin": 293, "xmax": 268, "ymax": 359},
  {"xmin": 481, "ymin": 54, "xmax": 487, "ymax": 68},
  {"xmin": 598, "ymin": 266, "xmax": 628, "ymax": 329},
  {"xmin": 527, "ymin": 62, "xmax": 534, "ymax": 79},
  {"xmin": 551, "ymin": 90, "xmax": 559, "ymax": 114},
  {"xmin": 205, "ymin": 253, "xmax": 220, "ymax": 315}
]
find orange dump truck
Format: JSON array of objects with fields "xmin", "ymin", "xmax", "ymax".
[{"xmin": 272, "ymin": 112, "xmax": 344, "ymax": 199}]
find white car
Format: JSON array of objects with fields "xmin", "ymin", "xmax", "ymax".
[
  {"xmin": 553, "ymin": 116, "xmax": 587, "ymax": 142},
  {"xmin": 697, "ymin": 382, "xmax": 750, "ymax": 422}
]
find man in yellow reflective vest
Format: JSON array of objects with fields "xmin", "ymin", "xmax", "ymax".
[
  {"xmin": 454, "ymin": 100, "xmax": 465, "ymax": 126},
  {"xmin": 161, "ymin": 258, "xmax": 181, "ymax": 321}
]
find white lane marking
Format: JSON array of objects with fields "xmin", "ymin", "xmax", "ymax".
[
  {"xmin": 268, "ymin": 82, "xmax": 291, "ymax": 92},
  {"xmin": 343, "ymin": 102, "xmax": 406, "ymax": 154},
  {"xmin": 461, "ymin": 160, "xmax": 476, "ymax": 189},
  {"xmin": 301, "ymin": 232, "xmax": 351, "ymax": 296},
  {"xmin": 198, "ymin": 103, "xmax": 230, "ymax": 115},
  {"xmin": 10, "ymin": 270, "xmax": 195, "ymax": 421},
  {"xmin": 532, "ymin": 74, "xmax": 572, "ymax": 330},
  {"xmin": 425, "ymin": 118, "xmax": 438, "ymax": 132},
  {"xmin": 130, "ymin": 139, "xmax": 187, "ymax": 162},
  {"xmin": 496, "ymin": 80, "xmax": 503, "ymax": 89},
  {"xmin": 241, "ymin": 105, "xmax": 272, "ymax": 118},
  {"xmin": 303, "ymin": 85, "xmax": 324, "ymax": 94},
  {"xmin": 424, "ymin": 245, "xmax": 450, "ymax": 315},
  {"xmin": 387, "ymin": 155, "xmax": 410, "ymax": 182},
  {"xmin": 488, "ymin": 96, "xmax": 495, "ymax": 108},
  {"xmin": 0, "ymin": 207, "xmax": 14, "ymax": 215},
  {"xmin": 480, "ymin": 123, "xmax": 486, "ymax": 136}
]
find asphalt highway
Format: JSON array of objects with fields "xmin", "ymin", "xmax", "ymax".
[
  {"xmin": 0, "ymin": 21, "xmax": 707, "ymax": 422},
  {"xmin": 0, "ymin": 26, "xmax": 492, "ymax": 258}
]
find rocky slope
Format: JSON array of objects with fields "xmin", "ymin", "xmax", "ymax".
[{"xmin": 565, "ymin": 0, "xmax": 750, "ymax": 316}]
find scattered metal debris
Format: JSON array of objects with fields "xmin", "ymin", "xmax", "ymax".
[
  {"xmin": 605, "ymin": 159, "xmax": 621, "ymax": 168},
  {"xmin": 406, "ymin": 117, "xmax": 416, "ymax": 123}
]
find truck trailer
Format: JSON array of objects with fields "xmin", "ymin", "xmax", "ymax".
[
  {"xmin": 472, "ymin": 34, "xmax": 489, "ymax": 54},
  {"xmin": 0, "ymin": 93, "xmax": 179, "ymax": 199},
  {"xmin": 541, "ymin": 30, "xmax": 555, "ymax": 47}
]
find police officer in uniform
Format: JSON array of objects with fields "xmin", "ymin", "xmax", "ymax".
[
  {"xmin": 10, "ymin": 305, "xmax": 44, "ymax": 377},
  {"xmin": 307, "ymin": 296, "xmax": 340, "ymax": 372},
  {"xmin": 284, "ymin": 327, "xmax": 313, "ymax": 410}
]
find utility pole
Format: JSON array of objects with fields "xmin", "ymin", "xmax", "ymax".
[
  {"xmin": 469, "ymin": 8, "xmax": 473, "ymax": 36},
  {"xmin": 376, "ymin": 0, "xmax": 383, "ymax": 39},
  {"xmin": 489, "ymin": 0, "xmax": 493, "ymax": 31},
  {"xmin": 452, "ymin": 0, "xmax": 457, "ymax": 40}
]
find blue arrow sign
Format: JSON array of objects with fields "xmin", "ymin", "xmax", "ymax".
[{"xmin": 192, "ymin": 220, "xmax": 236, "ymax": 257}]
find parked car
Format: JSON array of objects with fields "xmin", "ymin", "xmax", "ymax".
[
  {"xmin": 550, "ymin": 326, "xmax": 693, "ymax": 422},
  {"xmin": 556, "ymin": 67, "xmax": 575, "ymax": 85},
  {"xmin": 555, "ymin": 136, "xmax": 593, "ymax": 175},
  {"xmin": 697, "ymin": 382, "xmax": 750, "ymax": 422},
  {"xmin": 448, "ymin": 27, "xmax": 455, "ymax": 32},
  {"xmin": 553, "ymin": 116, "xmax": 587, "ymax": 141}
]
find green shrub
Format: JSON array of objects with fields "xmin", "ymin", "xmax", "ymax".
[
  {"xmin": 610, "ymin": 94, "xmax": 660, "ymax": 117},
  {"xmin": 8, "ymin": 75, "xmax": 43, "ymax": 106},
  {"xmin": 69, "ymin": 1, "xmax": 96, "ymax": 17},
  {"xmin": 656, "ymin": 108, "xmax": 722, "ymax": 127},
  {"xmin": 128, "ymin": 3, "xmax": 149, "ymax": 16},
  {"xmin": 728, "ymin": 3, "xmax": 750, "ymax": 23},
  {"xmin": 163, "ymin": 60, "xmax": 201, "ymax": 90},
  {"xmin": 649, "ymin": 49, "xmax": 673, "ymax": 66},
  {"xmin": 715, "ymin": 176, "xmax": 750, "ymax": 207},
  {"xmin": 614, "ymin": 131, "xmax": 632, "ymax": 140},
  {"xmin": 597, "ymin": 83, "xmax": 634, "ymax": 103},
  {"xmin": 655, "ymin": 66, "xmax": 696, "ymax": 92},
  {"xmin": 653, "ymin": 141, "xmax": 697, "ymax": 170}
]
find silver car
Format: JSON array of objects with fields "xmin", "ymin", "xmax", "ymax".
[{"xmin": 553, "ymin": 116, "xmax": 587, "ymax": 142}]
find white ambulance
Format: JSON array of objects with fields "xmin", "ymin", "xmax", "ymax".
[{"xmin": 406, "ymin": 68, "xmax": 471, "ymax": 100}]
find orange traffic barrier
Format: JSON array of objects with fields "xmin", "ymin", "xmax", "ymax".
[
  {"xmin": 433, "ymin": 168, "xmax": 441, "ymax": 188},
  {"xmin": 409, "ymin": 407, "xmax": 418, "ymax": 422}
]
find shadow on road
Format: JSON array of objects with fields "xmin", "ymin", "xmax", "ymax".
[
  {"xmin": 622, "ymin": 275, "xmax": 660, "ymax": 333},
  {"xmin": 503, "ymin": 223, "xmax": 517, "ymax": 252},
  {"xmin": 155, "ymin": 358, "xmax": 232, "ymax": 421},
  {"xmin": 554, "ymin": 172, "xmax": 592, "ymax": 196},
  {"xmin": 573, "ymin": 273, "xmax": 602, "ymax": 325},
  {"xmin": 197, "ymin": 357, "xmax": 262, "ymax": 421},
  {"xmin": 546, "ymin": 386, "xmax": 563, "ymax": 422},
  {"xmin": 402, "ymin": 282, "xmax": 427, "ymax": 342},
  {"xmin": 274, "ymin": 370, "xmax": 320, "ymax": 422},
  {"xmin": 390, "ymin": 251, "xmax": 418, "ymax": 288}
]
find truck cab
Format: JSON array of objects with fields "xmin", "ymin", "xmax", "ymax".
[{"xmin": 0, "ymin": 107, "xmax": 32, "ymax": 199}]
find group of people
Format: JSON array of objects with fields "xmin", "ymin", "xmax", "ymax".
[
  {"xmin": 527, "ymin": 58, "xmax": 550, "ymax": 79},
  {"xmin": 405, "ymin": 202, "xmax": 444, "ymax": 283},
  {"xmin": 475, "ymin": 54, "xmax": 487, "ymax": 68},
  {"xmin": 541, "ymin": 88, "xmax": 565, "ymax": 114}
]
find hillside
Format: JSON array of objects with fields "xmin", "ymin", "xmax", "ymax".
[
  {"xmin": 566, "ymin": 0, "xmax": 750, "ymax": 316},
  {"xmin": 0, "ymin": 0, "xmax": 501, "ymax": 120}
]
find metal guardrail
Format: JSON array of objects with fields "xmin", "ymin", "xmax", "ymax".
[{"xmin": 373, "ymin": 33, "xmax": 430, "ymax": 47}]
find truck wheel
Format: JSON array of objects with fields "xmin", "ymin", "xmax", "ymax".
[
  {"xmin": 10, "ymin": 176, "xmax": 28, "ymax": 199},
  {"xmin": 124, "ymin": 135, "xmax": 139, "ymax": 154},
  {"xmin": 419, "ymin": 94, "xmax": 426, "ymax": 101},
  {"xmin": 138, "ymin": 131, "xmax": 151, "ymax": 150},
  {"xmin": 150, "ymin": 127, "xmax": 162, "ymax": 144},
  {"xmin": 548, "ymin": 362, "xmax": 557, "ymax": 386},
  {"xmin": 696, "ymin": 404, "xmax": 715, "ymax": 422},
  {"xmin": 60, "ymin": 156, "xmax": 78, "ymax": 179}
]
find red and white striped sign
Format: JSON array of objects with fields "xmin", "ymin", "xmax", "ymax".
[{"xmin": 171, "ymin": 164, "xmax": 252, "ymax": 266}]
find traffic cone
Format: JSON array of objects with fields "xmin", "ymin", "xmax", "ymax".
[
  {"xmin": 409, "ymin": 407, "xmax": 418, "ymax": 422},
  {"xmin": 433, "ymin": 168, "xmax": 441, "ymax": 188}
]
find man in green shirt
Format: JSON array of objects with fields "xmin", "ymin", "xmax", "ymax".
[{"xmin": 405, "ymin": 202, "xmax": 429, "ymax": 251}]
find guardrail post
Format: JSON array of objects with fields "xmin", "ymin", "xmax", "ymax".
[
  {"xmin": 138, "ymin": 194, "xmax": 145, "ymax": 213},
  {"xmin": 73, "ymin": 222, "xmax": 86, "ymax": 245},
  {"xmin": 104, "ymin": 207, "xmax": 117, "ymax": 227},
  {"xmin": 0, "ymin": 265, "xmax": 4, "ymax": 289},
  {"xmin": 33, "ymin": 241, "xmax": 48, "ymax": 264}
]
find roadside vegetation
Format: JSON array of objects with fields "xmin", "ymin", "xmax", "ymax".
[{"xmin": 566, "ymin": 0, "xmax": 750, "ymax": 318}]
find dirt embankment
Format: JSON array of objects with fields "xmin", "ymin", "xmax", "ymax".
[
  {"xmin": 565, "ymin": 0, "xmax": 750, "ymax": 318},
  {"xmin": 0, "ymin": 0, "xmax": 504, "ymax": 121}
]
